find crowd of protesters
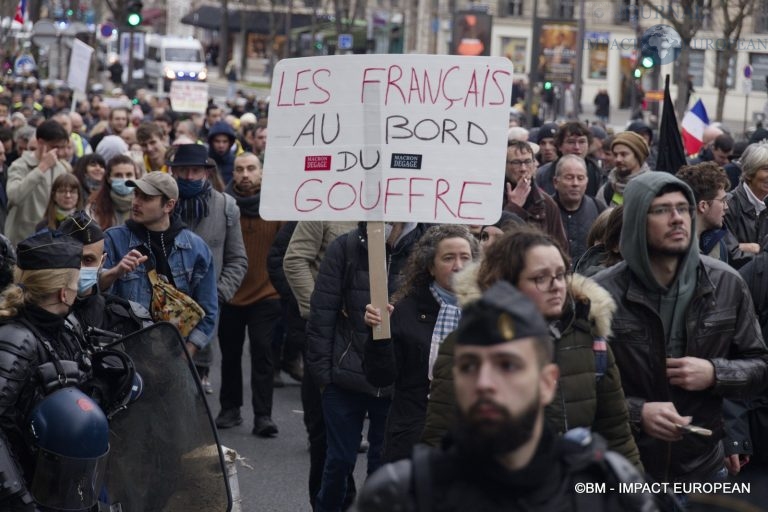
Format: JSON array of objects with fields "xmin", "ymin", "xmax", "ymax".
[{"xmin": 1, "ymin": 70, "xmax": 768, "ymax": 511}]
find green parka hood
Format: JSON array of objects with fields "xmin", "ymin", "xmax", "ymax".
[{"xmin": 618, "ymin": 172, "xmax": 699, "ymax": 294}]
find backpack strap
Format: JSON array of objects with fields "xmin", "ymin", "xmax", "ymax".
[{"xmin": 223, "ymin": 193, "xmax": 237, "ymax": 227}]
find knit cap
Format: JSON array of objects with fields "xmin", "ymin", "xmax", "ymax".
[{"xmin": 611, "ymin": 131, "xmax": 650, "ymax": 163}]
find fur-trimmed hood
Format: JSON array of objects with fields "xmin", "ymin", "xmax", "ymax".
[{"xmin": 452, "ymin": 262, "xmax": 617, "ymax": 338}]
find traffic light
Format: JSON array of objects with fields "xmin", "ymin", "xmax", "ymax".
[
  {"xmin": 126, "ymin": 0, "xmax": 143, "ymax": 27},
  {"xmin": 641, "ymin": 56, "xmax": 654, "ymax": 69},
  {"xmin": 543, "ymin": 81, "xmax": 553, "ymax": 91},
  {"xmin": 633, "ymin": 68, "xmax": 642, "ymax": 79}
]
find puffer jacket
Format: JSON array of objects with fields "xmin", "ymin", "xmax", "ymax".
[
  {"xmin": 594, "ymin": 256, "xmax": 768, "ymax": 482},
  {"xmin": 421, "ymin": 264, "xmax": 642, "ymax": 469},
  {"xmin": 306, "ymin": 223, "xmax": 427, "ymax": 396},
  {"xmin": 363, "ymin": 286, "xmax": 439, "ymax": 462}
]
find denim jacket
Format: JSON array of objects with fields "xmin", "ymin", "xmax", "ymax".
[{"xmin": 102, "ymin": 225, "xmax": 219, "ymax": 349}]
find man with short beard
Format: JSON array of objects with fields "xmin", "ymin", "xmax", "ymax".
[
  {"xmin": 215, "ymin": 153, "xmax": 284, "ymax": 437},
  {"xmin": 355, "ymin": 281, "xmax": 652, "ymax": 512},
  {"xmin": 594, "ymin": 172, "xmax": 768, "ymax": 483},
  {"xmin": 167, "ymin": 144, "xmax": 247, "ymax": 397},
  {"xmin": 596, "ymin": 131, "xmax": 650, "ymax": 209}
]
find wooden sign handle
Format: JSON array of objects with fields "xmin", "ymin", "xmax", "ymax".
[{"xmin": 367, "ymin": 221, "xmax": 391, "ymax": 340}]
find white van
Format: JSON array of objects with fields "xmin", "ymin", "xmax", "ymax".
[{"xmin": 145, "ymin": 35, "xmax": 207, "ymax": 92}]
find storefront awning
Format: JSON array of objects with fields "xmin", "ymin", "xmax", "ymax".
[{"xmin": 181, "ymin": 5, "xmax": 315, "ymax": 34}]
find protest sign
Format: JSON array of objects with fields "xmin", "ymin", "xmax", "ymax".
[
  {"xmin": 67, "ymin": 39, "xmax": 94, "ymax": 94},
  {"xmin": 169, "ymin": 81, "xmax": 209, "ymax": 114},
  {"xmin": 262, "ymin": 55, "xmax": 513, "ymax": 338},
  {"xmin": 260, "ymin": 54, "xmax": 513, "ymax": 225}
]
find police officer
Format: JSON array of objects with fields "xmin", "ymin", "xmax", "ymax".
[
  {"xmin": 0, "ymin": 231, "xmax": 98, "ymax": 510},
  {"xmin": 59, "ymin": 211, "xmax": 151, "ymax": 344},
  {"xmin": 355, "ymin": 281, "xmax": 656, "ymax": 512}
]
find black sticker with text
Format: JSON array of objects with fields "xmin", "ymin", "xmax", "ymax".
[{"xmin": 390, "ymin": 153, "xmax": 423, "ymax": 170}]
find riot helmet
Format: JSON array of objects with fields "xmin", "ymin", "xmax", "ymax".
[{"xmin": 28, "ymin": 387, "xmax": 110, "ymax": 511}]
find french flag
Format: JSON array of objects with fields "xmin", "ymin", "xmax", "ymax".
[
  {"xmin": 681, "ymin": 99, "xmax": 709, "ymax": 156},
  {"xmin": 14, "ymin": 0, "xmax": 26, "ymax": 24}
]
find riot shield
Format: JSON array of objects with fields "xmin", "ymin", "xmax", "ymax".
[{"xmin": 103, "ymin": 322, "xmax": 232, "ymax": 511}]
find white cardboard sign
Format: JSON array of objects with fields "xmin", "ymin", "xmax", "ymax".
[
  {"xmin": 169, "ymin": 81, "xmax": 209, "ymax": 114},
  {"xmin": 259, "ymin": 54, "xmax": 513, "ymax": 224},
  {"xmin": 67, "ymin": 39, "xmax": 94, "ymax": 94}
]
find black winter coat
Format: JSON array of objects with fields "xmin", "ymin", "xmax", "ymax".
[
  {"xmin": 267, "ymin": 221, "xmax": 298, "ymax": 302},
  {"xmin": 724, "ymin": 184, "xmax": 768, "ymax": 248},
  {"xmin": 306, "ymin": 224, "xmax": 426, "ymax": 395},
  {"xmin": 364, "ymin": 286, "xmax": 438, "ymax": 462},
  {"xmin": 594, "ymin": 256, "xmax": 768, "ymax": 482}
]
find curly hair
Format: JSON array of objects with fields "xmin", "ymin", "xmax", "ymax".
[
  {"xmin": 676, "ymin": 162, "xmax": 730, "ymax": 202},
  {"xmin": 554, "ymin": 121, "xmax": 591, "ymax": 149},
  {"xmin": 477, "ymin": 224, "xmax": 570, "ymax": 292},
  {"xmin": 392, "ymin": 224, "xmax": 480, "ymax": 302},
  {"xmin": 586, "ymin": 207, "xmax": 614, "ymax": 248},
  {"xmin": 602, "ymin": 205, "xmax": 624, "ymax": 267}
]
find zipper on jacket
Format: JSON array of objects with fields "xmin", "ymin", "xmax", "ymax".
[{"xmin": 338, "ymin": 340, "xmax": 352, "ymax": 366}]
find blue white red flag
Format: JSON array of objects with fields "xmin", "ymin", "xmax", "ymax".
[{"xmin": 681, "ymin": 99, "xmax": 710, "ymax": 156}]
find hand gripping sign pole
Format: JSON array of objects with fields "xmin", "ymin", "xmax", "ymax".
[{"xmin": 260, "ymin": 54, "xmax": 513, "ymax": 339}]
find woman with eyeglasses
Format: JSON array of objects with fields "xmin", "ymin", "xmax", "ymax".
[
  {"xmin": 421, "ymin": 225, "xmax": 642, "ymax": 469},
  {"xmin": 36, "ymin": 173, "xmax": 84, "ymax": 232}
]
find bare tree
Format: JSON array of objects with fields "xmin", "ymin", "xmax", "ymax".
[
  {"xmin": 713, "ymin": 0, "xmax": 753, "ymax": 121},
  {"xmin": 0, "ymin": 0, "xmax": 17, "ymax": 20},
  {"xmin": 638, "ymin": 0, "xmax": 710, "ymax": 116},
  {"xmin": 267, "ymin": 0, "xmax": 278, "ymax": 77},
  {"xmin": 332, "ymin": 0, "xmax": 367, "ymax": 40},
  {"xmin": 220, "ymin": 0, "xmax": 230, "ymax": 77}
]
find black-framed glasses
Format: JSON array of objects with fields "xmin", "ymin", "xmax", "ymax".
[
  {"xmin": 707, "ymin": 196, "xmax": 728, "ymax": 206},
  {"xmin": 507, "ymin": 158, "xmax": 534, "ymax": 167},
  {"xmin": 647, "ymin": 204, "xmax": 695, "ymax": 217},
  {"xmin": 526, "ymin": 271, "xmax": 567, "ymax": 292}
]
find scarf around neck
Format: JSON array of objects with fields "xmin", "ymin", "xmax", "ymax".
[
  {"xmin": 225, "ymin": 181, "xmax": 261, "ymax": 218},
  {"xmin": 174, "ymin": 180, "xmax": 213, "ymax": 226},
  {"xmin": 109, "ymin": 189, "xmax": 134, "ymax": 213},
  {"xmin": 428, "ymin": 281, "xmax": 461, "ymax": 380},
  {"xmin": 608, "ymin": 164, "xmax": 648, "ymax": 196}
]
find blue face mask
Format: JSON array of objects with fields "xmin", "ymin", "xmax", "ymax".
[
  {"xmin": 78, "ymin": 266, "xmax": 100, "ymax": 295},
  {"xmin": 176, "ymin": 177, "xmax": 206, "ymax": 199},
  {"xmin": 111, "ymin": 179, "xmax": 134, "ymax": 196}
]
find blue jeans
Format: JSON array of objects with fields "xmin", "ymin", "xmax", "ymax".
[{"xmin": 315, "ymin": 384, "xmax": 390, "ymax": 512}]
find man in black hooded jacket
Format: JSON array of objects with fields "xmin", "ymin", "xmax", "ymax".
[{"xmin": 594, "ymin": 172, "xmax": 768, "ymax": 483}]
